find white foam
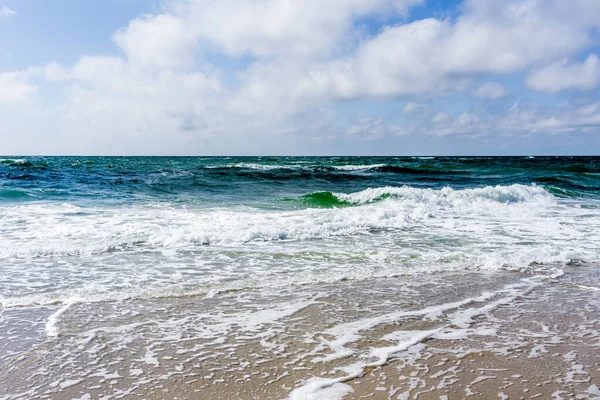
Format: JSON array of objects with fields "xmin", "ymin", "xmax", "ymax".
[
  {"xmin": 74, "ymin": 298, "xmax": 318, "ymax": 350},
  {"xmin": 288, "ymin": 378, "xmax": 354, "ymax": 400},
  {"xmin": 0, "ymin": 184, "xmax": 598, "ymax": 307},
  {"xmin": 232, "ymin": 163, "xmax": 293, "ymax": 170},
  {"xmin": 0, "ymin": 158, "xmax": 28, "ymax": 165},
  {"xmin": 587, "ymin": 385, "xmax": 600, "ymax": 396},
  {"xmin": 0, "ymin": 184, "xmax": 566, "ymax": 258},
  {"xmin": 312, "ymin": 292, "xmax": 496, "ymax": 363},
  {"xmin": 140, "ymin": 351, "xmax": 159, "ymax": 367},
  {"xmin": 332, "ymin": 164, "xmax": 386, "ymax": 171},
  {"xmin": 45, "ymin": 301, "xmax": 74, "ymax": 338},
  {"xmin": 290, "ymin": 275, "xmax": 546, "ymax": 399},
  {"xmin": 206, "ymin": 163, "xmax": 307, "ymax": 170},
  {"xmin": 58, "ymin": 379, "xmax": 83, "ymax": 389},
  {"xmin": 208, "ymin": 163, "xmax": 385, "ymax": 171},
  {"xmin": 573, "ymin": 284, "xmax": 600, "ymax": 292},
  {"xmin": 333, "ymin": 184, "xmax": 554, "ymax": 205}
]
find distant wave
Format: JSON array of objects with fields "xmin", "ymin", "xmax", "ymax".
[
  {"xmin": 0, "ymin": 158, "xmax": 32, "ymax": 167},
  {"xmin": 331, "ymin": 164, "xmax": 386, "ymax": 171},
  {"xmin": 206, "ymin": 163, "xmax": 387, "ymax": 172}
]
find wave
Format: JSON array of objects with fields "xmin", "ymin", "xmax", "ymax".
[
  {"xmin": 3, "ymin": 158, "xmax": 599, "ymax": 204},
  {"xmin": 216, "ymin": 163, "xmax": 459, "ymax": 174},
  {"xmin": 286, "ymin": 184, "xmax": 554, "ymax": 209},
  {"xmin": 0, "ymin": 184, "xmax": 598, "ymax": 308},
  {"xmin": 0, "ymin": 158, "xmax": 31, "ymax": 166},
  {"xmin": 0, "ymin": 184, "xmax": 567, "ymax": 259},
  {"xmin": 0, "ymin": 158, "xmax": 29, "ymax": 165},
  {"xmin": 204, "ymin": 163, "xmax": 449, "ymax": 174},
  {"xmin": 199, "ymin": 159, "xmax": 598, "ymax": 176},
  {"xmin": 206, "ymin": 163, "xmax": 385, "ymax": 172},
  {"xmin": 373, "ymin": 165, "xmax": 459, "ymax": 175},
  {"xmin": 536, "ymin": 176, "xmax": 600, "ymax": 191},
  {"xmin": 0, "ymin": 158, "xmax": 49, "ymax": 170},
  {"xmin": 332, "ymin": 164, "xmax": 386, "ymax": 171},
  {"xmin": 0, "ymin": 188, "xmax": 31, "ymax": 199},
  {"xmin": 284, "ymin": 191, "xmax": 353, "ymax": 208},
  {"xmin": 225, "ymin": 163, "xmax": 298, "ymax": 171}
]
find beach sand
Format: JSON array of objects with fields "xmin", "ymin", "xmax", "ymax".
[
  {"xmin": 341, "ymin": 277, "xmax": 600, "ymax": 400},
  {"xmin": 2, "ymin": 266, "xmax": 599, "ymax": 399}
]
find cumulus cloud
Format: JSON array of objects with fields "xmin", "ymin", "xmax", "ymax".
[
  {"xmin": 0, "ymin": 5, "xmax": 15, "ymax": 18},
  {"xmin": 169, "ymin": 0, "xmax": 423, "ymax": 58},
  {"xmin": 0, "ymin": 72, "xmax": 37, "ymax": 105},
  {"xmin": 113, "ymin": 14, "xmax": 199, "ymax": 69},
  {"xmin": 526, "ymin": 54, "xmax": 600, "ymax": 94},
  {"xmin": 37, "ymin": 55, "xmax": 223, "ymax": 146},
  {"xmin": 282, "ymin": 0, "xmax": 600, "ymax": 100}
]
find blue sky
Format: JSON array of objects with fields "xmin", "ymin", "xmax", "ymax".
[
  {"xmin": 0, "ymin": 0, "xmax": 599, "ymax": 155},
  {"xmin": 0, "ymin": 1, "xmax": 155, "ymax": 67}
]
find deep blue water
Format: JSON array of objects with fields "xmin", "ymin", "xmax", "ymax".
[{"xmin": 2, "ymin": 156, "xmax": 599, "ymax": 206}]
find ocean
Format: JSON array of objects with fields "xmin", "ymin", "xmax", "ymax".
[{"xmin": 1, "ymin": 156, "xmax": 599, "ymax": 399}]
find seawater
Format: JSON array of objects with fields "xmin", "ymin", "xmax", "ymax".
[{"xmin": 1, "ymin": 156, "xmax": 599, "ymax": 399}]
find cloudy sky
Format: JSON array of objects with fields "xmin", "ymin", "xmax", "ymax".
[{"xmin": 1, "ymin": 0, "xmax": 599, "ymax": 155}]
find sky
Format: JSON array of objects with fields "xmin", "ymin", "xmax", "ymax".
[{"xmin": 0, "ymin": 0, "xmax": 600, "ymax": 155}]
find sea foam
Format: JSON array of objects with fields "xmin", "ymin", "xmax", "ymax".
[
  {"xmin": 0, "ymin": 184, "xmax": 598, "ymax": 307},
  {"xmin": 0, "ymin": 184, "xmax": 559, "ymax": 258}
]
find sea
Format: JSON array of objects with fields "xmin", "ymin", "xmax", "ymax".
[{"xmin": 1, "ymin": 156, "xmax": 599, "ymax": 399}]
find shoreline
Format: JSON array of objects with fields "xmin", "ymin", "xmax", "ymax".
[{"xmin": 1, "ymin": 267, "xmax": 600, "ymax": 399}]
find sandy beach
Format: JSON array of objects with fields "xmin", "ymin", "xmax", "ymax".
[{"xmin": 2, "ymin": 265, "xmax": 599, "ymax": 399}]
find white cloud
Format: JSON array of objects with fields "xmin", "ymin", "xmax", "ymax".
[
  {"xmin": 21, "ymin": 0, "xmax": 426, "ymax": 147},
  {"xmin": 169, "ymin": 0, "xmax": 423, "ymax": 58},
  {"xmin": 0, "ymin": 72, "xmax": 37, "ymax": 105},
  {"xmin": 345, "ymin": 115, "xmax": 406, "ymax": 139},
  {"xmin": 0, "ymin": 6, "xmax": 15, "ymax": 18},
  {"xmin": 44, "ymin": 56, "xmax": 223, "ymax": 144},
  {"xmin": 526, "ymin": 54, "xmax": 600, "ymax": 94},
  {"xmin": 284, "ymin": 0, "xmax": 600, "ymax": 100},
  {"xmin": 396, "ymin": 100, "xmax": 600, "ymax": 138},
  {"xmin": 113, "ymin": 14, "xmax": 199, "ymax": 69},
  {"xmin": 473, "ymin": 82, "xmax": 509, "ymax": 99},
  {"xmin": 500, "ymin": 101, "xmax": 600, "ymax": 134}
]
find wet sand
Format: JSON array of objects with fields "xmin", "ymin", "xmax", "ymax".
[
  {"xmin": 343, "ymin": 278, "xmax": 600, "ymax": 400},
  {"xmin": 1, "ymin": 266, "xmax": 600, "ymax": 399}
]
